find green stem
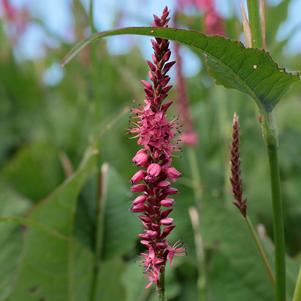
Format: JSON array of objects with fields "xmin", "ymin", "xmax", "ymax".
[
  {"xmin": 189, "ymin": 207, "xmax": 207, "ymax": 301},
  {"xmin": 245, "ymin": 216, "xmax": 275, "ymax": 285},
  {"xmin": 263, "ymin": 113, "xmax": 286, "ymax": 301},
  {"xmin": 89, "ymin": 0, "xmax": 97, "ymax": 34},
  {"xmin": 90, "ymin": 164, "xmax": 108, "ymax": 301},
  {"xmin": 187, "ymin": 148, "xmax": 203, "ymax": 210},
  {"xmin": 246, "ymin": 2, "xmax": 285, "ymax": 299},
  {"xmin": 292, "ymin": 264, "xmax": 301, "ymax": 301},
  {"xmin": 187, "ymin": 148, "xmax": 207, "ymax": 301},
  {"xmin": 247, "ymin": 0, "xmax": 263, "ymax": 48},
  {"xmin": 158, "ymin": 268, "xmax": 166, "ymax": 301}
]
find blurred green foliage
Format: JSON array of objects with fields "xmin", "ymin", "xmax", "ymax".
[{"xmin": 1, "ymin": 1, "xmax": 301, "ymax": 301}]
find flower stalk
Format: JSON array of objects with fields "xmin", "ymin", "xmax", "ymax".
[
  {"xmin": 263, "ymin": 114, "xmax": 286, "ymax": 301},
  {"xmin": 230, "ymin": 113, "xmax": 275, "ymax": 287},
  {"xmin": 247, "ymin": 0, "xmax": 263, "ymax": 48},
  {"xmin": 292, "ymin": 264, "xmax": 301, "ymax": 301},
  {"xmin": 246, "ymin": 1, "xmax": 286, "ymax": 299}
]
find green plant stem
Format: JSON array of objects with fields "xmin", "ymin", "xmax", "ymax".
[
  {"xmin": 89, "ymin": 0, "xmax": 96, "ymax": 34},
  {"xmin": 187, "ymin": 148, "xmax": 207, "ymax": 301},
  {"xmin": 263, "ymin": 113, "xmax": 286, "ymax": 301},
  {"xmin": 292, "ymin": 264, "xmax": 301, "ymax": 301},
  {"xmin": 246, "ymin": 2, "xmax": 285, "ymax": 299},
  {"xmin": 245, "ymin": 216, "xmax": 275, "ymax": 285},
  {"xmin": 247, "ymin": 0, "xmax": 263, "ymax": 48},
  {"xmin": 187, "ymin": 148, "xmax": 202, "ymax": 210},
  {"xmin": 189, "ymin": 207, "xmax": 206, "ymax": 301},
  {"xmin": 158, "ymin": 268, "xmax": 166, "ymax": 301},
  {"xmin": 90, "ymin": 164, "xmax": 108, "ymax": 301}
]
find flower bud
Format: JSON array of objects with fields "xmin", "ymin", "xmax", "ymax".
[
  {"xmin": 132, "ymin": 195, "xmax": 147, "ymax": 206},
  {"xmin": 131, "ymin": 170, "xmax": 146, "ymax": 184},
  {"xmin": 131, "ymin": 184, "xmax": 147, "ymax": 193},
  {"xmin": 165, "ymin": 187, "xmax": 178, "ymax": 195},
  {"xmin": 160, "ymin": 217, "xmax": 173, "ymax": 225},
  {"xmin": 132, "ymin": 150, "xmax": 148, "ymax": 166},
  {"xmin": 157, "ymin": 180, "xmax": 170, "ymax": 188},
  {"xmin": 161, "ymin": 225, "xmax": 175, "ymax": 238},
  {"xmin": 160, "ymin": 198, "xmax": 174, "ymax": 207},
  {"xmin": 147, "ymin": 163, "xmax": 161, "ymax": 177},
  {"xmin": 131, "ymin": 203, "xmax": 145, "ymax": 213},
  {"xmin": 161, "ymin": 209, "xmax": 173, "ymax": 218},
  {"xmin": 166, "ymin": 167, "xmax": 181, "ymax": 179}
]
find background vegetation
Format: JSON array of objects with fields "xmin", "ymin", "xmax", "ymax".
[{"xmin": 1, "ymin": 0, "xmax": 301, "ymax": 300}]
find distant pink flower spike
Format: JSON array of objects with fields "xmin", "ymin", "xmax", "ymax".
[
  {"xmin": 176, "ymin": 0, "xmax": 224, "ymax": 36},
  {"xmin": 173, "ymin": 13, "xmax": 198, "ymax": 147},
  {"xmin": 129, "ymin": 7, "xmax": 184, "ymax": 289},
  {"xmin": 1, "ymin": 0, "xmax": 29, "ymax": 43}
]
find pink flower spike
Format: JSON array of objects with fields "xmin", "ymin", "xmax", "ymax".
[
  {"xmin": 129, "ymin": 7, "xmax": 184, "ymax": 289},
  {"xmin": 147, "ymin": 163, "xmax": 161, "ymax": 177},
  {"xmin": 180, "ymin": 132, "xmax": 198, "ymax": 146}
]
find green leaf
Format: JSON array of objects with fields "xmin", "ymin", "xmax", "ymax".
[
  {"xmin": 62, "ymin": 27, "xmax": 299, "ymax": 113},
  {"xmin": 93, "ymin": 258, "xmax": 126, "ymax": 301},
  {"xmin": 0, "ymin": 185, "xmax": 31, "ymax": 300},
  {"xmin": 101, "ymin": 166, "xmax": 140, "ymax": 259},
  {"xmin": 201, "ymin": 200, "xmax": 274, "ymax": 301},
  {"xmin": 0, "ymin": 142, "xmax": 63, "ymax": 202},
  {"xmin": 8, "ymin": 146, "xmax": 98, "ymax": 301}
]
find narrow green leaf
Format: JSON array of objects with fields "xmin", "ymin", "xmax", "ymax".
[
  {"xmin": 62, "ymin": 27, "xmax": 300, "ymax": 112},
  {"xmin": 9, "ymin": 146, "xmax": 98, "ymax": 301}
]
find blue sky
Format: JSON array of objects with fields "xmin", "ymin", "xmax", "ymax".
[{"xmin": 1, "ymin": 0, "xmax": 300, "ymax": 84}]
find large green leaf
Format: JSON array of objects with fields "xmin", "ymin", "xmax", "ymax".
[
  {"xmin": 101, "ymin": 166, "xmax": 140, "ymax": 259},
  {"xmin": 74, "ymin": 164, "xmax": 140, "ymax": 260},
  {"xmin": 8, "ymin": 146, "xmax": 98, "ymax": 301},
  {"xmin": 62, "ymin": 27, "xmax": 299, "ymax": 113},
  {"xmin": 93, "ymin": 258, "xmax": 126, "ymax": 301},
  {"xmin": 202, "ymin": 200, "xmax": 274, "ymax": 301},
  {"xmin": 0, "ymin": 185, "xmax": 31, "ymax": 300},
  {"xmin": 0, "ymin": 142, "xmax": 63, "ymax": 202}
]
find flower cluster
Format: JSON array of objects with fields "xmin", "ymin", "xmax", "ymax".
[
  {"xmin": 230, "ymin": 113, "xmax": 247, "ymax": 217},
  {"xmin": 129, "ymin": 7, "xmax": 185, "ymax": 288},
  {"xmin": 174, "ymin": 13, "xmax": 198, "ymax": 147},
  {"xmin": 177, "ymin": 0, "xmax": 224, "ymax": 36},
  {"xmin": 1, "ymin": 0, "xmax": 29, "ymax": 43}
]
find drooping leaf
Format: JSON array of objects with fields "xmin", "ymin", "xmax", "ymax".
[
  {"xmin": 0, "ymin": 185, "xmax": 31, "ymax": 300},
  {"xmin": 8, "ymin": 146, "xmax": 98, "ymax": 301},
  {"xmin": 62, "ymin": 27, "xmax": 300, "ymax": 113}
]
